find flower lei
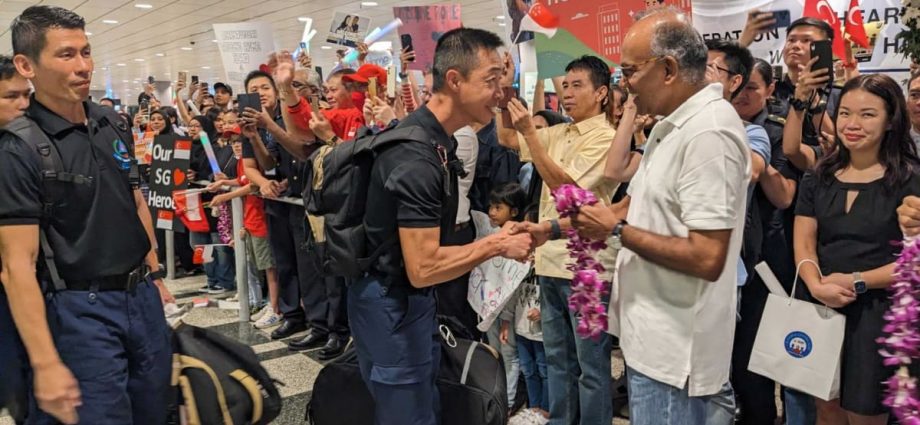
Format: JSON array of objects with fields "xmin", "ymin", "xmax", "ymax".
[
  {"xmin": 217, "ymin": 203, "xmax": 233, "ymax": 245},
  {"xmin": 552, "ymin": 184, "xmax": 610, "ymax": 339},
  {"xmin": 877, "ymin": 236, "xmax": 920, "ymax": 423}
]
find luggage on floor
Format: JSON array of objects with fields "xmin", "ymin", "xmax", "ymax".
[
  {"xmin": 172, "ymin": 322, "xmax": 282, "ymax": 425},
  {"xmin": 307, "ymin": 326, "xmax": 508, "ymax": 425}
]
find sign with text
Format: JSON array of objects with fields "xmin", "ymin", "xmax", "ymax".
[
  {"xmin": 326, "ymin": 12, "xmax": 371, "ymax": 48},
  {"xmin": 534, "ymin": 0, "xmax": 692, "ymax": 78},
  {"xmin": 393, "ymin": 5, "xmax": 463, "ymax": 71},
  {"xmin": 692, "ymin": 0, "xmax": 907, "ymax": 72},
  {"xmin": 148, "ymin": 135, "xmax": 191, "ymax": 231},
  {"xmin": 467, "ymin": 211, "xmax": 532, "ymax": 332},
  {"xmin": 213, "ymin": 22, "xmax": 277, "ymax": 92}
]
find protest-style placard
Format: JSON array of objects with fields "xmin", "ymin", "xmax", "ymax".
[
  {"xmin": 326, "ymin": 12, "xmax": 371, "ymax": 48},
  {"xmin": 212, "ymin": 22, "xmax": 276, "ymax": 92},
  {"xmin": 393, "ymin": 5, "xmax": 463, "ymax": 71},
  {"xmin": 148, "ymin": 135, "xmax": 191, "ymax": 231}
]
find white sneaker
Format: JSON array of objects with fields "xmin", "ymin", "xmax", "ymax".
[
  {"xmin": 251, "ymin": 304, "xmax": 270, "ymax": 322},
  {"xmin": 254, "ymin": 307, "xmax": 282, "ymax": 329}
]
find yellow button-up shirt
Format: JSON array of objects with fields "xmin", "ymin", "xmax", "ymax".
[{"xmin": 518, "ymin": 112, "xmax": 619, "ymax": 279}]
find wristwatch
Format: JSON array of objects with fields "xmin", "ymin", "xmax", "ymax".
[
  {"xmin": 548, "ymin": 219, "xmax": 562, "ymax": 241},
  {"xmin": 852, "ymin": 271, "xmax": 867, "ymax": 295},
  {"xmin": 790, "ymin": 97, "xmax": 810, "ymax": 112},
  {"xmin": 147, "ymin": 269, "xmax": 167, "ymax": 281},
  {"xmin": 611, "ymin": 220, "xmax": 628, "ymax": 250}
]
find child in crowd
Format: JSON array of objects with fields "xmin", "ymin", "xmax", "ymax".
[
  {"xmin": 475, "ymin": 182, "xmax": 529, "ymax": 409},
  {"xmin": 502, "ymin": 206, "xmax": 548, "ymax": 422},
  {"xmin": 209, "ymin": 127, "xmax": 282, "ymax": 329}
]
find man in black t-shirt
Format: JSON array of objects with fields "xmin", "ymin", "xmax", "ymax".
[
  {"xmin": 0, "ymin": 6, "xmax": 172, "ymax": 424},
  {"xmin": 354, "ymin": 28, "xmax": 532, "ymax": 425}
]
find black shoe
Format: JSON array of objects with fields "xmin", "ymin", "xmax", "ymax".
[
  {"xmin": 270, "ymin": 320, "xmax": 307, "ymax": 340},
  {"xmin": 318, "ymin": 335, "xmax": 348, "ymax": 360},
  {"xmin": 288, "ymin": 331, "xmax": 327, "ymax": 351}
]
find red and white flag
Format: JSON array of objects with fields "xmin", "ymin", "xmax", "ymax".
[
  {"xmin": 519, "ymin": 1, "xmax": 559, "ymax": 39},
  {"xmin": 193, "ymin": 245, "xmax": 215, "ymax": 264},
  {"xmin": 803, "ymin": 0, "xmax": 847, "ymax": 62},
  {"xmin": 157, "ymin": 210, "xmax": 174, "ymax": 230},
  {"xmin": 845, "ymin": 0, "xmax": 869, "ymax": 48}
]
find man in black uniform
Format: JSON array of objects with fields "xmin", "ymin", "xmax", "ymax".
[
  {"xmin": 352, "ymin": 28, "xmax": 532, "ymax": 424},
  {"xmin": 0, "ymin": 6, "xmax": 172, "ymax": 424}
]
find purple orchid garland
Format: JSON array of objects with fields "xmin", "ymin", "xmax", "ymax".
[
  {"xmin": 877, "ymin": 237, "xmax": 920, "ymax": 423},
  {"xmin": 552, "ymin": 184, "xmax": 610, "ymax": 340}
]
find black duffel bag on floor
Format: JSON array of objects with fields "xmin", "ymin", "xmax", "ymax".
[{"xmin": 307, "ymin": 325, "xmax": 508, "ymax": 425}]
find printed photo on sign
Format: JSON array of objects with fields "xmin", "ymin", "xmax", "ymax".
[{"xmin": 326, "ymin": 12, "xmax": 371, "ymax": 48}]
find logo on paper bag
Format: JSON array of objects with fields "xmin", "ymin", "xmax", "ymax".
[{"xmin": 784, "ymin": 331, "xmax": 812, "ymax": 358}]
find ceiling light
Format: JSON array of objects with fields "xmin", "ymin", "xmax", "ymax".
[
  {"xmin": 180, "ymin": 47, "xmax": 193, "ymax": 51},
  {"xmin": 122, "ymin": 80, "xmax": 129, "ymax": 83},
  {"xmin": 201, "ymin": 66, "xmax": 211, "ymax": 69},
  {"xmin": 361, "ymin": 1, "xmax": 379, "ymax": 6},
  {"xmin": 497, "ymin": 22, "xmax": 506, "ymax": 26},
  {"xmin": 135, "ymin": 4, "xmax": 153, "ymax": 9},
  {"xmin": 298, "ymin": 17, "xmax": 310, "ymax": 22},
  {"xmin": 85, "ymin": 32, "xmax": 93, "ymax": 36},
  {"xmin": 212, "ymin": 39, "xmax": 218, "ymax": 43},
  {"xmin": 495, "ymin": 15, "xmax": 505, "ymax": 19},
  {"xmin": 155, "ymin": 53, "xmax": 165, "ymax": 57},
  {"xmin": 101, "ymin": 67, "xmax": 108, "ymax": 70},
  {"xmin": 116, "ymin": 63, "xmax": 126, "ymax": 66},
  {"xmin": 320, "ymin": 46, "xmax": 331, "ymax": 50},
  {"xmin": 102, "ymin": 19, "xmax": 118, "ymax": 24},
  {"xmin": 134, "ymin": 58, "xmax": 145, "ymax": 62}
]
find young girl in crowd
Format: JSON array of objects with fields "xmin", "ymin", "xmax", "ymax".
[
  {"xmin": 501, "ymin": 206, "xmax": 548, "ymax": 422},
  {"xmin": 793, "ymin": 73, "xmax": 920, "ymax": 424},
  {"xmin": 477, "ymin": 182, "xmax": 529, "ymax": 409},
  {"xmin": 209, "ymin": 128, "xmax": 282, "ymax": 328}
]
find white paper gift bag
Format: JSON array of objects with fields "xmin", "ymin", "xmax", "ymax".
[{"xmin": 748, "ymin": 260, "xmax": 845, "ymax": 401}]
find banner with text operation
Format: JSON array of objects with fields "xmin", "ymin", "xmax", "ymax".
[{"xmin": 691, "ymin": 0, "xmax": 908, "ymax": 73}]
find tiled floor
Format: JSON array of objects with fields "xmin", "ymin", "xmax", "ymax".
[{"xmin": 1, "ymin": 274, "xmax": 632, "ymax": 425}]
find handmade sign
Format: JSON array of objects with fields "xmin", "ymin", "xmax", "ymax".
[
  {"xmin": 148, "ymin": 135, "xmax": 191, "ymax": 230},
  {"xmin": 393, "ymin": 5, "xmax": 463, "ymax": 71}
]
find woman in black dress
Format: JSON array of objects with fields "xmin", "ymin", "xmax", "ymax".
[{"xmin": 794, "ymin": 73, "xmax": 920, "ymax": 424}]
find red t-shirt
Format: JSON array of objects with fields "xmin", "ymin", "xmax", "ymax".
[
  {"xmin": 287, "ymin": 97, "xmax": 365, "ymax": 141},
  {"xmin": 236, "ymin": 159, "xmax": 268, "ymax": 238}
]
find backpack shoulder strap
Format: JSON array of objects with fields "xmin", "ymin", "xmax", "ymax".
[{"xmin": 3, "ymin": 117, "xmax": 79, "ymax": 292}]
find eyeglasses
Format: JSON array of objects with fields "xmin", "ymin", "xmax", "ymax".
[
  {"xmin": 707, "ymin": 62, "xmax": 737, "ymax": 76},
  {"xmin": 292, "ymin": 81, "xmax": 306, "ymax": 89},
  {"xmin": 620, "ymin": 56, "xmax": 664, "ymax": 79}
]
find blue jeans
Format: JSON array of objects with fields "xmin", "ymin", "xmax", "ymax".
[
  {"xmin": 348, "ymin": 276, "xmax": 440, "ymax": 425},
  {"xmin": 783, "ymin": 387, "xmax": 816, "ymax": 425},
  {"xmin": 516, "ymin": 335, "xmax": 548, "ymax": 411},
  {"xmin": 190, "ymin": 231, "xmax": 235, "ymax": 289},
  {"xmin": 627, "ymin": 366, "xmax": 735, "ymax": 425},
  {"xmin": 539, "ymin": 276, "xmax": 612, "ymax": 425}
]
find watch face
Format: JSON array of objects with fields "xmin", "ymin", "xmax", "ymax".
[{"xmin": 854, "ymin": 281, "xmax": 867, "ymax": 294}]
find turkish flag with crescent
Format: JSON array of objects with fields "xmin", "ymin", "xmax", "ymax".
[
  {"xmin": 802, "ymin": 0, "xmax": 848, "ymax": 62},
  {"xmin": 845, "ymin": 0, "xmax": 870, "ymax": 48}
]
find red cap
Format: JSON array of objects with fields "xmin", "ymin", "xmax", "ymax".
[
  {"xmin": 223, "ymin": 125, "xmax": 241, "ymax": 138},
  {"xmin": 343, "ymin": 64, "xmax": 387, "ymax": 86}
]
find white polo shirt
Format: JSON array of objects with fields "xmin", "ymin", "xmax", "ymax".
[{"xmin": 611, "ymin": 83, "xmax": 751, "ymax": 397}]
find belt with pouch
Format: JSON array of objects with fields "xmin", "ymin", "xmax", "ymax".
[{"xmin": 64, "ymin": 265, "xmax": 150, "ymax": 292}]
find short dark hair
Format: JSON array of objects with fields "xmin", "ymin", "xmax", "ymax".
[
  {"xmin": 489, "ymin": 182, "xmax": 527, "ymax": 221},
  {"xmin": 565, "ymin": 55, "xmax": 612, "ymax": 91},
  {"xmin": 328, "ymin": 68, "xmax": 357, "ymax": 91},
  {"xmin": 432, "ymin": 28, "xmax": 505, "ymax": 93},
  {"xmin": 12, "ymin": 6, "xmax": 85, "ymax": 62},
  {"xmin": 0, "ymin": 55, "xmax": 17, "ymax": 81},
  {"xmin": 244, "ymin": 70, "xmax": 276, "ymax": 92},
  {"xmin": 99, "ymin": 97, "xmax": 114, "ymax": 105},
  {"xmin": 787, "ymin": 17, "xmax": 834, "ymax": 41},
  {"xmin": 704, "ymin": 39, "xmax": 754, "ymax": 100}
]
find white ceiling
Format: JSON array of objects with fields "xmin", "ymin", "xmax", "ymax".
[{"xmin": 0, "ymin": 0, "xmax": 508, "ymax": 101}]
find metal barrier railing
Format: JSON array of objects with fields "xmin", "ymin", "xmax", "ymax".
[{"xmin": 163, "ymin": 180, "xmax": 305, "ymax": 323}]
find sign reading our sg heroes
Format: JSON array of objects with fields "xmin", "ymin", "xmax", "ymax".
[{"xmin": 147, "ymin": 135, "xmax": 191, "ymax": 231}]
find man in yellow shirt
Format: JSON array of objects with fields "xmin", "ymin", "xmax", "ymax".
[{"xmin": 498, "ymin": 55, "xmax": 617, "ymax": 425}]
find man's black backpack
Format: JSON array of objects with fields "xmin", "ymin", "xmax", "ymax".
[
  {"xmin": 172, "ymin": 322, "xmax": 282, "ymax": 425},
  {"xmin": 304, "ymin": 124, "xmax": 452, "ymax": 278},
  {"xmin": 0, "ymin": 116, "xmax": 95, "ymax": 291}
]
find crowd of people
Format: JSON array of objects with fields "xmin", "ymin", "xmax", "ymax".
[{"xmin": 2, "ymin": 3, "xmax": 920, "ymax": 425}]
